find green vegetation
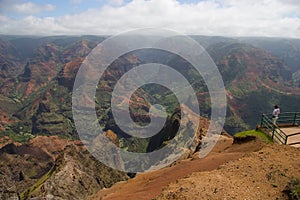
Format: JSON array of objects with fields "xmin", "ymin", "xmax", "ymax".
[
  {"xmin": 20, "ymin": 165, "xmax": 56, "ymax": 200},
  {"xmin": 284, "ymin": 178, "xmax": 300, "ymax": 200},
  {"xmin": 0, "ymin": 129, "xmax": 35, "ymax": 143},
  {"xmin": 234, "ymin": 129, "xmax": 273, "ymax": 143},
  {"xmin": 119, "ymin": 137, "xmax": 149, "ymax": 153}
]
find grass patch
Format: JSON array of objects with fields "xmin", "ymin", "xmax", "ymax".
[{"xmin": 234, "ymin": 129, "xmax": 273, "ymax": 143}]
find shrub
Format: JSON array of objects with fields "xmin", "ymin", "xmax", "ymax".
[{"xmin": 283, "ymin": 178, "xmax": 300, "ymax": 200}]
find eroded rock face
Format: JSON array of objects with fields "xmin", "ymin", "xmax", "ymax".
[
  {"xmin": 0, "ymin": 135, "xmax": 128, "ymax": 200},
  {"xmin": 147, "ymin": 104, "xmax": 215, "ymax": 155},
  {"xmin": 27, "ymin": 145, "xmax": 128, "ymax": 200}
]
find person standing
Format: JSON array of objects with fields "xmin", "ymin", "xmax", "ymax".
[{"xmin": 272, "ymin": 105, "xmax": 280, "ymax": 125}]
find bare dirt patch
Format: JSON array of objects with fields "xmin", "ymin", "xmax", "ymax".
[
  {"xmin": 157, "ymin": 143, "xmax": 300, "ymax": 200},
  {"xmin": 90, "ymin": 135, "xmax": 269, "ymax": 200}
]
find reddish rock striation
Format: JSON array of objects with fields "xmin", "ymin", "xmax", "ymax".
[{"xmin": 0, "ymin": 134, "xmax": 128, "ymax": 199}]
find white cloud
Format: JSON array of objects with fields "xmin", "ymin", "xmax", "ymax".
[
  {"xmin": 0, "ymin": 0, "xmax": 55, "ymax": 15},
  {"xmin": 69, "ymin": 0, "xmax": 84, "ymax": 5},
  {"xmin": 279, "ymin": 0, "xmax": 300, "ymax": 7},
  {"xmin": 108, "ymin": 0, "xmax": 124, "ymax": 6},
  {"xmin": 1, "ymin": 0, "xmax": 300, "ymax": 38},
  {"xmin": 13, "ymin": 2, "xmax": 55, "ymax": 15}
]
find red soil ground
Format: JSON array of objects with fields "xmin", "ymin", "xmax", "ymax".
[{"xmin": 89, "ymin": 135, "xmax": 270, "ymax": 200}]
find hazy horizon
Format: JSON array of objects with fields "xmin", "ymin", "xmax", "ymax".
[{"xmin": 2, "ymin": 34, "xmax": 300, "ymax": 40}]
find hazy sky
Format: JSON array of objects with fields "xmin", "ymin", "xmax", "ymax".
[{"xmin": 0, "ymin": 0, "xmax": 300, "ymax": 37}]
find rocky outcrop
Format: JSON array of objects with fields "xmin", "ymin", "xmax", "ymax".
[
  {"xmin": 147, "ymin": 104, "xmax": 216, "ymax": 157},
  {"xmin": 57, "ymin": 58, "xmax": 83, "ymax": 91},
  {"xmin": 0, "ymin": 136, "xmax": 128, "ymax": 200},
  {"xmin": 25, "ymin": 145, "xmax": 128, "ymax": 200}
]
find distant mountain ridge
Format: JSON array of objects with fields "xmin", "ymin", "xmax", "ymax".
[{"xmin": 0, "ymin": 35, "xmax": 299, "ymax": 138}]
